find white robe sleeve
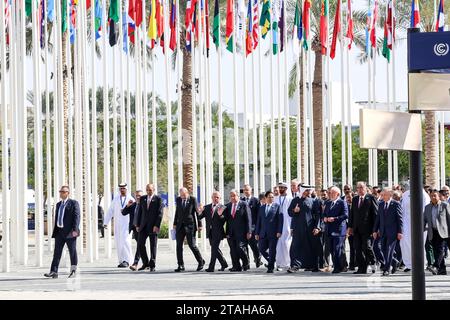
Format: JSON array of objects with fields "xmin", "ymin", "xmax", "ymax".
[{"xmin": 104, "ymin": 197, "xmax": 115, "ymax": 226}]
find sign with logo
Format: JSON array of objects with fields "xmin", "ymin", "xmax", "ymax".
[{"xmin": 408, "ymin": 31, "xmax": 450, "ymax": 71}]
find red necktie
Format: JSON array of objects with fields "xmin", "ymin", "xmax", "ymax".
[
  {"xmin": 211, "ymin": 205, "xmax": 215, "ymax": 218},
  {"xmin": 232, "ymin": 204, "xmax": 236, "ymax": 218}
]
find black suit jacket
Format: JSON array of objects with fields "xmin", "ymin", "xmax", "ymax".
[
  {"xmin": 174, "ymin": 196, "xmax": 203, "ymax": 232},
  {"xmin": 224, "ymin": 201, "xmax": 252, "ymax": 241},
  {"xmin": 288, "ymin": 196, "xmax": 322, "ymax": 231},
  {"xmin": 52, "ymin": 198, "xmax": 80, "ymax": 239},
  {"xmin": 136, "ymin": 195, "xmax": 164, "ymax": 231},
  {"xmin": 348, "ymin": 194, "xmax": 379, "ymax": 235},
  {"xmin": 241, "ymin": 196, "xmax": 259, "ymax": 231},
  {"xmin": 198, "ymin": 203, "xmax": 227, "ymax": 240},
  {"xmin": 122, "ymin": 202, "xmax": 139, "ymax": 233}
]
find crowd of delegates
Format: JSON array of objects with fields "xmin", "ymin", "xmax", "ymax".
[
  {"xmin": 42, "ymin": 180, "xmax": 450, "ymax": 278},
  {"xmin": 101, "ymin": 181, "xmax": 450, "ymax": 276}
]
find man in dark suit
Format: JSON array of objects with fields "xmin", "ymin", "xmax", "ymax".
[
  {"xmin": 287, "ymin": 185, "xmax": 322, "ymax": 273},
  {"xmin": 373, "ymin": 188, "xmax": 403, "ymax": 276},
  {"xmin": 224, "ymin": 189, "xmax": 252, "ymax": 271},
  {"xmin": 255, "ymin": 191, "xmax": 283, "ymax": 273},
  {"xmin": 44, "ymin": 186, "xmax": 80, "ymax": 279},
  {"xmin": 323, "ymin": 186, "xmax": 349, "ymax": 274},
  {"xmin": 135, "ymin": 184, "xmax": 164, "ymax": 272},
  {"xmin": 241, "ymin": 184, "xmax": 262, "ymax": 268},
  {"xmin": 198, "ymin": 191, "xmax": 228, "ymax": 272},
  {"xmin": 348, "ymin": 181, "xmax": 379, "ymax": 274},
  {"xmin": 424, "ymin": 189, "xmax": 450, "ymax": 275},
  {"xmin": 122, "ymin": 189, "xmax": 144, "ymax": 271},
  {"xmin": 173, "ymin": 187, "xmax": 205, "ymax": 272}
]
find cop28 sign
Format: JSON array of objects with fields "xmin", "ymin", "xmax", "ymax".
[
  {"xmin": 434, "ymin": 43, "xmax": 449, "ymax": 57},
  {"xmin": 408, "ymin": 31, "xmax": 450, "ymax": 71}
]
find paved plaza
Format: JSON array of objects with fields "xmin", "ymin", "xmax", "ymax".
[{"xmin": 0, "ymin": 237, "xmax": 449, "ymax": 300}]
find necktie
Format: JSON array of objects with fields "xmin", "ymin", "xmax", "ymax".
[
  {"xmin": 58, "ymin": 201, "xmax": 65, "ymax": 228},
  {"xmin": 384, "ymin": 203, "xmax": 388, "ymax": 212},
  {"xmin": 182, "ymin": 200, "xmax": 186, "ymax": 209},
  {"xmin": 330, "ymin": 201, "xmax": 335, "ymax": 209},
  {"xmin": 358, "ymin": 197, "xmax": 363, "ymax": 209},
  {"xmin": 232, "ymin": 204, "xmax": 236, "ymax": 218},
  {"xmin": 147, "ymin": 196, "xmax": 151, "ymax": 209},
  {"xmin": 211, "ymin": 205, "xmax": 215, "ymax": 218},
  {"xmin": 265, "ymin": 205, "xmax": 270, "ymax": 217}
]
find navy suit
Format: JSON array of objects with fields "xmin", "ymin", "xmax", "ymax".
[
  {"xmin": 241, "ymin": 196, "xmax": 262, "ymax": 265},
  {"xmin": 373, "ymin": 200, "xmax": 403, "ymax": 272},
  {"xmin": 255, "ymin": 203, "xmax": 283, "ymax": 270},
  {"xmin": 50, "ymin": 198, "xmax": 80, "ymax": 273},
  {"xmin": 323, "ymin": 198, "xmax": 349, "ymax": 272}
]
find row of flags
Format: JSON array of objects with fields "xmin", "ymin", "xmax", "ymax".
[{"xmin": 3, "ymin": 0, "xmax": 447, "ymax": 59}]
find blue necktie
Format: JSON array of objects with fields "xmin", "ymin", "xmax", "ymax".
[
  {"xmin": 58, "ymin": 201, "xmax": 65, "ymax": 227},
  {"xmin": 265, "ymin": 205, "xmax": 270, "ymax": 217}
]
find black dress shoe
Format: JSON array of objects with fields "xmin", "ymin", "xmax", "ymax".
[
  {"xmin": 243, "ymin": 265, "xmax": 250, "ymax": 271},
  {"xmin": 219, "ymin": 265, "xmax": 228, "ymax": 271},
  {"xmin": 437, "ymin": 270, "xmax": 447, "ymax": 275},
  {"xmin": 382, "ymin": 271, "xmax": 390, "ymax": 276},
  {"xmin": 138, "ymin": 265, "xmax": 149, "ymax": 271},
  {"xmin": 304, "ymin": 268, "xmax": 312, "ymax": 271},
  {"xmin": 353, "ymin": 270, "xmax": 366, "ymax": 274},
  {"xmin": 174, "ymin": 266, "xmax": 185, "ymax": 272},
  {"xmin": 255, "ymin": 259, "xmax": 263, "ymax": 268},
  {"xmin": 118, "ymin": 261, "xmax": 129, "ymax": 268},
  {"xmin": 267, "ymin": 269, "xmax": 274, "ymax": 273},
  {"xmin": 331, "ymin": 269, "xmax": 341, "ymax": 274},
  {"xmin": 391, "ymin": 268, "xmax": 397, "ymax": 274},
  {"xmin": 404, "ymin": 268, "xmax": 411, "ymax": 272},
  {"xmin": 197, "ymin": 259, "xmax": 206, "ymax": 271},
  {"xmin": 205, "ymin": 268, "xmax": 214, "ymax": 272},
  {"xmin": 229, "ymin": 268, "xmax": 242, "ymax": 272},
  {"xmin": 311, "ymin": 268, "xmax": 319, "ymax": 272},
  {"xmin": 68, "ymin": 270, "xmax": 77, "ymax": 278},
  {"xmin": 44, "ymin": 272, "xmax": 58, "ymax": 278},
  {"xmin": 149, "ymin": 267, "xmax": 155, "ymax": 272}
]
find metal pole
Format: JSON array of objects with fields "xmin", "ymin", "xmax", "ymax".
[{"xmin": 408, "ymin": 27, "xmax": 425, "ymax": 301}]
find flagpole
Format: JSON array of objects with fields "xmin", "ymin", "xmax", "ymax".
[
  {"xmin": 0, "ymin": 0, "xmax": 10, "ymax": 272},
  {"xmin": 119, "ymin": 1, "xmax": 127, "ymax": 187},
  {"xmin": 176, "ymin": 0, "xmax": 183, "ymax": 189},
  {"xmin": 251, "ymin": 1, "xmax": 259, "ymax": 193},
  {"xmin": 126, "ymin": 2, "xmax": 132, "ymax": 192},
  {"xmin": 326, "ymin": 0, "xmax": 332, "ymax": 186},
  {"xmin": 385, "ymin": 2, "xmax": 392, "ymax": 187},
  {"xmin": 197, "ymin": 0, "xmax": 206, "ymax": 206},
  {"xmin": 277, "ymin": 24, "xmax": 283, "ymax": 184},
  {"xmin": 283, "ymin": 1, "xmax": 290, "ymax": 184},
  {"xmin": 142, "ymin": 0, "xmax": 150, "ymax": 187},
  {"xmin": 307, "ymin": 8, "xmax": 314, "ymax": 186},
  {"xmin": 270, "ymin": 2, "xmax": 276, "ymax": 187},
  {"xmin": 302, "ymin": 46, "xmax": 308, "ymax": 184},
  {"xmin": 295, "ymin": 38, "xmax": 301, "ymax": 183},
  {"xmin": 243, "ymin": 14, "xmax": 250, "ymax": 186},
  {"xmin": 391, "ymin": 0, "xmax": 398, "ymax": 186},
  {"xmin": 339, "ymin": 3, "xmax": 346, "ymax": 188},
  {"xmin": 67, "ymin": 2, "xmax": 75, "ymax": 195},
  {"xmin": 152, "ymin": 47, "xmax": 158, "ymax": 192},
  {"xmin": 91, "ymin": 0, "xmax": 99, "ymax": 260},
  {"xmin": 192, "ymin": 34, "xmax": 198, "ymax": 198},
  {"xmin": 257, "ymin": 3, "xmax": 265, "ymax": 193},
  {"xmin": 372, "ymin": 39, "xmax": 378, "ymax": 187},
  {"xmin": 205, "ymin": 8, "xmax": 214, "ymax": 204},
  {"xmin": 102, "ymin": 0, "xmax": 112, "ymax": 258},
  {"xmin": 217, "ymin": 33, "xmax": 224, "ymax": 197},
  {"xmin": 322, "ymin": 0, "xmax": 328, "ymax": 189},
  {"xmin": 233, "ymin": 0, "xmax": 240, "ymax": 190}
]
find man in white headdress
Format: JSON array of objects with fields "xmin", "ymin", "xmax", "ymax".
[
  {"xmin": 104, "ymin": 183, "xmax": 134, "ymax": 268},
  {"xmin": 275, "ymin": 182, "xmax": 293, "ymax": 270},
  {"xmin": 399, "ymin": 182, "xmax": 430, "ymax": 272}
]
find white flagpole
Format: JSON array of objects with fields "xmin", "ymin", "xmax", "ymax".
[
  {"xmin": 326, "ymin": 0, "xmax": 332, "ymax": 186},
  {"xmin": 113, "ymin": 42, "xmax": 119, "ymax": 193},
  {"xmin": 440, "ymin": 112, "xmax": 445, "ymax": 188},
  {"xmin": 295, "ymin": 47, "xmax": 301, "ymax": 183},
  {"xmin": 32, "ymin": 0, "xmax": 44, "ymax": 267},
  {"xmin": 102, "ymin": 0, "xmax": 112, "ymax": 258},
  {"xmin": 120, "ymin": 1, "xmax": 127, "ymax": 185},
  {"xmin": 61, "ymin": 0, "xmax": 68, "ymax": 186},
  {"xmin": 386, "ymin": 3, "xmax": 392, "ymax": 188},
  {"xmin": 251, "ymin": 19, "xmax": 259, "ymax": 193},
  {"xmin": 307, "ymin": 11, "xmax": 314, "ymax": 186},
  {"xmin": 126, "ymin": 16, "xmax": 132, "ymax": 194},
  {"xmin": 339, "ymin": 5, "xmax": 346, "ymax": 188},
  {"xmin": 391, "ymin": 0, "xmax": 398, "ymax": 186},
  {"xmin": 81, "ymin": 0, "xmax": 93, "ymax": 262},
  {"xmin": 176, "ymin": 0, "xmax": 183, "ymax": 189},
  {"xmin": 205, "ymin": 25, "xmax": 213, "ymax": 201},
  {"xmin": 91, "ymin": 0, "xmax": 99, "ymax": 260},
  {"xmin": 163, "ymin": 0, "xmax": 175, "ymax": 242},
  {"xmin": 321, "ymin": 0, "xmax": 328, "ymax": 189},
  {"xmin": 346, "ymin": 44, "xmax": 352, "ymax": 187},
  {"xmin": 152, "ymin": 47, "xmax": 158, "ymax": 191},
  {"xmin": 136, "ymin": 18, "xmax": 142, "ymax": 190},
  {"xmin": 142, "ymin": 0, "xmax": 149, "ymax": 187},
  {"xmin": 233, "ymin": 0, "xmax": 240, "ymax": 190},
  {"xmin": 367, "ymin": 47, "xmax": 372, "ymax": 185},
  {"xmin": 277, "ymin": 30, "xmax": 283, "ymax": 183},
  {"xmin": 217, "ymin": 37, "xmax": 224, "ymax": 197},
  {"xmin": 197, "ymin": 0, "xmax": 205, "ymax": 204},
  {"xmin": 0, "ymin": 0, "xmax": 11, "ymax": 272},
  {"xmin": 302, "ymin": 45, "xmax": 308, "ymax": 184},
  {"xmin": 192, "ymin": 34, "xmax": 198, "ymax": 197},
  {"xmin": 270, "ymin": 6, "xmax": 276, "ymax": 187},
  {"xmin": 257, "ymin": 2, "xmax": 265, "ymax": 193},
  {"xmin": 67, "ymin": 6, "xmax": 74, "ymax": 194},
  {"xmin": 18, "ymin": 0, "xmax": 28, "ymax": 265},
  {"xmin": 243, "ymin": 19, "xmax": 250, "ymax": 185},
  {"xmin": 372, "ymin": 40, "xmax": 378, "ymax": 187},
  {"xmin": 283, "ymin": 2, "xmax": 290, "ymax": 184}
]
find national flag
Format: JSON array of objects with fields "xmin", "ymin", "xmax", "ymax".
[
  {"xmin": 26, "ymin": 0, "xmax": 31, "ymax": 17},
  {"xmin": 69, "ymin": 0, "xmax": 77, "ymax": 44},
  {"xmin": 292, "ymin": 1, "xmax": 302, "ymax": 57},
  {"xmin": 122, "ymin": 10, "xmax": 128, "ymax": 53},
  {"xmin": 330, "ymin": 0, "xmax": 340, "ymax": 59},
  {"xmin": 279, "ymin": 0, "xmax": 285, "ymax": 52},
  {"xmin": 155, "ymin": 0, "xmax": 165, "ymax": 50},
  {"xmin": 272, "ymin": 0, "xmax": 280, "ymax": 55},
  {"xmin": 39, "ymin": 0, "xmax": 45, "ymax": 48},
  {"xmin": 320, "ymin": 0, "xmax": 328, "ymax": 55},
  {"xmin": 246, "ymin": 0, "xmax": 253, "ymax": 55},
  {"xmin": 365, "ymin": 0, "xmax": 372, "ymax": 55},
  {"xmin": 237, "ymin": 0, "xmax": 246, "ymax": 50},
  {"xmin": 169, "ymin": 0, "xmax": 177, "ymax": 51},
  {"xmin": 436, "ymin": 0, "xmax": 445, "ymax": 32},
  {"xmin": 47, "ymin": 0, "xmax": 55, "ymax": 22},
  {"xmin": 205, "ymin": 0, "xmax": 210, "ymax": 54},
  {"xmin": 387, "ymin": 0, "xmax": 394, "ymax": 49},
  {"xmin": 95, "ymin": 0, "xmax": 103, "ymax": 40},
  {"xmin": 410, "ymin": 0, "xmax": 420, "ymax": 28},
  {"xmin": 109, "ymin": 0, "xmax": 120, "ymax": 46},
  {"xmin": 4, "ymin": 0, "xmax": 11, "ymax": 45},
  {"xmin": 212, "ymin": 0, "xmax": 220, "ymax": 48},
  {"xmin": 62, "ymin": 0, "xmax": 68, "ymax": 33},
  {"xmin": 259, "ymin": 0, "xmax": 270, "ymax": 39},
  {"xmin": 382, "ymin": 23, "xmax": 390, "ymax": 62},
  {"xmin": 127, "ymin": 0, "xmax": 137, "ymax": 43},
  {"xmin": 370, "ymin": 0, "xmax": 378, "ymax": 48},
  {"xmin": 148, "ymin": 0, "xmax": 157, "ymax": 44},
  {"xmin": 251, "ymin": 0, "xmax": 259, "ymax": 49},
  {"xmin": 225, "ymin": 0, "xmax": 234, "ymax": 52},
  {"xmin": 346, "ymin": 0, "xmax": 353, "ymax": 49},
  {"xmin": 185, "ymin": 0, "xmax": 196, "ymax": 51},
  {"xmin": 302, "ymin": 0, "xmax": 311, "ymax": 50}
]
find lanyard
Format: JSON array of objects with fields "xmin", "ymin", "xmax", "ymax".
[
  {"xmin": 278, "ymin": 196, "xmax": 286, "ymax": 210},
  {"xmin": 120, "ymin": 196, "xmax": 127, "ymax": 209}
]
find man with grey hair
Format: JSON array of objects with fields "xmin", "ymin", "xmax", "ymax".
[
  {"xmin": 224, "ymin": 189, "xmax": 252, "ymax": 271},
  {"xmin": 290, "ymin": 179, "xmax": 299, "ymax": 198},
  {"xmin": 241, "ymin": 184, "xmax": 263, "ymax": 268},
  {"xmin": 323, "ymin": 186, "xmax": 349, "ymax": 273}
]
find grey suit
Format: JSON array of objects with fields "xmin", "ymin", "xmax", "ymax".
[{"xmin": 424, "ymin": 202, "xmax": 450, "ymax": 273}]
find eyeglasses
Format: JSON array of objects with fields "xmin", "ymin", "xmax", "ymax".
[{"xmin": 59, "ymin": 190, "xmax": 68, "ymax": 193}]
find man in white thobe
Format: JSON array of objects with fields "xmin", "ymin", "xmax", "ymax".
[
  {"xmin": 104, "ymin": 183, "xmax": 134, "ymax": 268},
  {"xmin": 400, "ymin": 186, "xmax": 430, "ymax": 272},
  {"xmin": 275, "ymin": 182, "xmax": 293, "ymax": 270}
]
